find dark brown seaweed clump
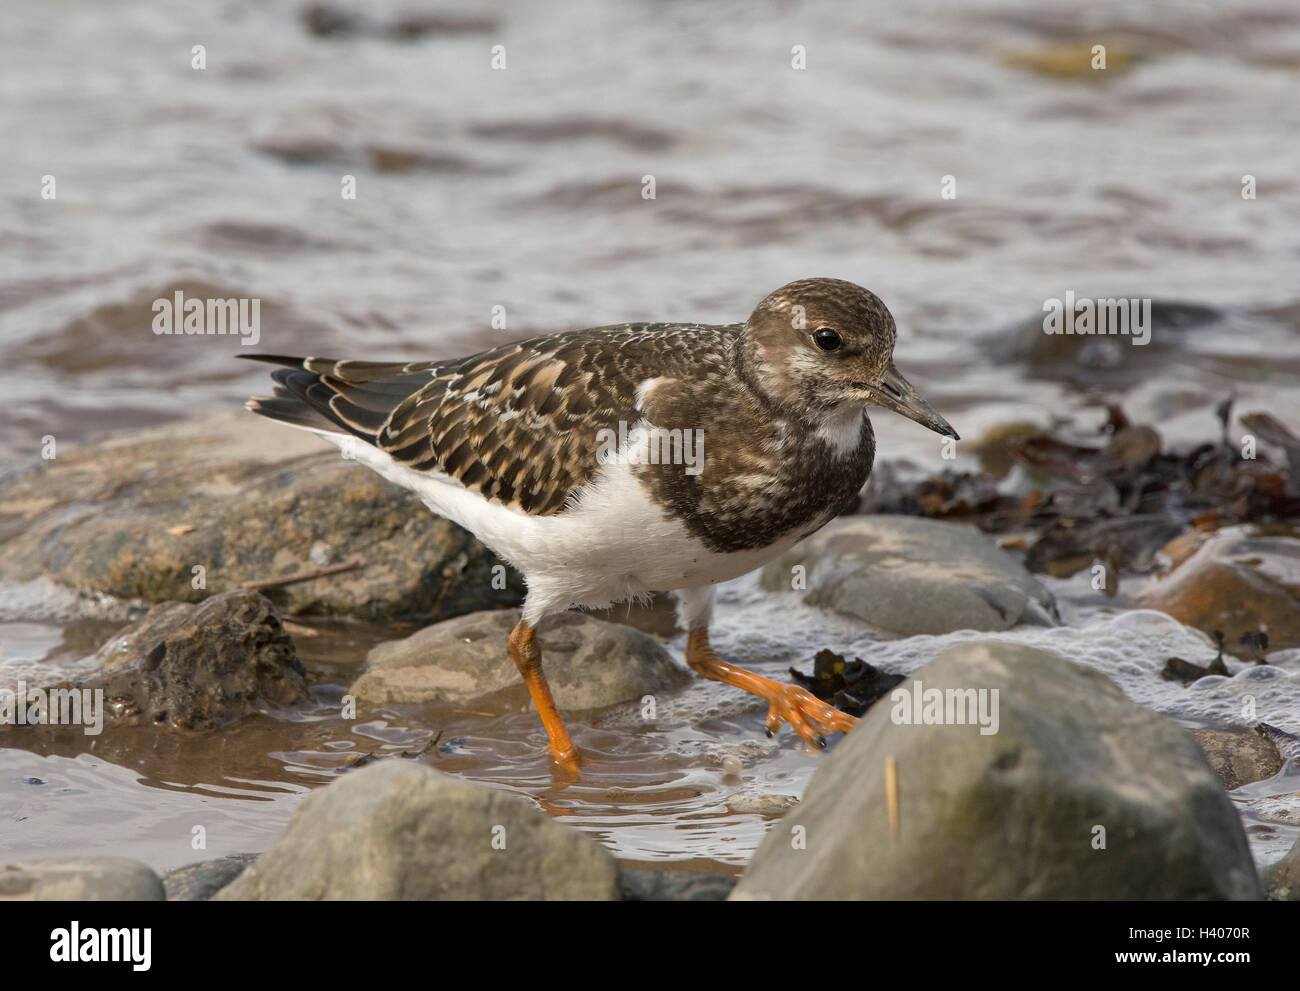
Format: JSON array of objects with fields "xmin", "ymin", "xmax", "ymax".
[
  {"xmin": 860, "ymin": 398, "xmax": 1300, "ymax": 584},
  {"xmin": 790, "ymin": 649, "xmax": 904, "ymax": 717}
]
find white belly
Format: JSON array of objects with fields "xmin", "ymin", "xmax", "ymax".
[{"xmin": 322, "ymin": 430, "xmax": 802, "ymax": 621}]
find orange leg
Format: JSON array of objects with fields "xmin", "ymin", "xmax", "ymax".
[
  {"xmin": 686, "ymin": 627, "xmax": 858, "ymax": 747},
  {"xmin": 509, "ymin": 620, "xmax": 580, "ymax": 770}
]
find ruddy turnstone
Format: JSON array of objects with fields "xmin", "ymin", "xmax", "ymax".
[{"xmin": 243, "ymin": 278, "xmax": 957, "ymax": 769}]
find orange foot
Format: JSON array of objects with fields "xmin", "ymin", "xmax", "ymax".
[
  {"xmin": 686, "ymin": 628, "xmax": 859, "ymax": 748},
  {"xmin": 756, "ymin": 679, "xmax": 859, "ymax": 747},
  {"xmin": 508, "ymin": 618, "xmax": 582, "ymax": 771}
]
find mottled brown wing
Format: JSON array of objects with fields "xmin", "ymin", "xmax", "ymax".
[
  {"xmin": 244, "ymin": 324, "xmax": 735, "ymax": 516},
  {"xmin": 377, "ymin": 325, "xmax": 735, "ymax": 514}
]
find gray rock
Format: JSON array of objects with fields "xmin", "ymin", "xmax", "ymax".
[
  {"xmin": 214, "ymin": 760, "xmax": 620, "ymax": 900},
  {"xmin": 68, "ymin": 590, "xmax": 307, "ymax": 731},
  {"xmin": 620, "ymin": 867, "xmax": 737, "ymax": 901},
  {"xmin": 732, "ymin": 641, "xmax": 1261, "ymax": 900},
  {"xmin": 0, "ymin": 412, "xmax": 522, "ymax": 621},
  {"xmin": 1263, "ymin": 834, "xmax": 1300, "ymax": 901},
  {"xmin": 352, "ymin": 608, "xmax": 689, "ymax": 709},
  {"xmin": 1194, "ymin": 729, "xmax": 1283, "ymax": 791},
  {"xmin": 760, "ymin": 516, "xmax": 1057, "ymax": 635},
  {"xmin": 988, "ymin": 301, "xmax": 1221, "ymax": 391},
  {"xmin": 0, "ymin": 857, "xmax": 165, "ymax": 900},
  {"xmin": 162, "ymin": 854, "xmax": 258, "ymax": 901}
]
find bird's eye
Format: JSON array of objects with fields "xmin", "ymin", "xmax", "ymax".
[{"xmin": 812, "ymin": 328, "xmax": 842, "ymax": 352}]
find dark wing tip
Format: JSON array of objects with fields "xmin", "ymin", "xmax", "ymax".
[{"xmin": 245, "ymin": 395, "xmax": 340, "ymax": 432}]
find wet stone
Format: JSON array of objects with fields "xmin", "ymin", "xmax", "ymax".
[
  {"xmin": 0, "ymin": 857, "xmax": 165, "ymax": 901},
  {"xmin": 351, "ymin": 608, "xmax": 689, "ymax": 709},
  {"xmin": 1262, "ymin": 834, "xmax": 1300, "ymax": 901},
  {"xmin": 162, "ymin": 854, "xmax": 259, "ymax": 901},
  {"xmin": 214, "ymin": 760, "xmax": 620, "ymax": 900},
  {"xmin": 1193, "ymin": 729, "xmax": 1283, "ymax": 791},
  {"xmin": 620, "ymin": 867, "xmax": 736, "ymax": 901},
  {"xmin": 1140, "ymin": 527, "xmax": 1300, "ymax": 657},
  {"xmin": 0, "ymin": 412, "xmax": 522, "ymax": 622},
  {"xmin": 733, "ymin": 641, "xmax": 1261, "ymax": 900},
  {"xmin": 760, "ymin": 516, "xmax": 1058, "ymax": 636},
  {"xmin": 67, "ymin": 590, "xmax": 307, "ymax": 731}
]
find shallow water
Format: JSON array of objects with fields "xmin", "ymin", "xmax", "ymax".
[
  {"xmin": 4, "ymin": 570, "xmax": 1298, "ymax": 874},
  {"xmin": 2, "ymin": 0, "xmax": 1299, "ymax": 880}
]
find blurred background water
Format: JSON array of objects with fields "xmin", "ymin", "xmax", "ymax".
[{"xmin": 2, "ymin": 0, "xmax": 1298, "ymax": 465}]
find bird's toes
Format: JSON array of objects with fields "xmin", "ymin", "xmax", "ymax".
[
  {"xmin": 764, "ymin": 706, "xmax": 783, "ymax": 738},
  {"xmin": 762, "ymin": 686, "xmax": 852, "ymax": 747}
]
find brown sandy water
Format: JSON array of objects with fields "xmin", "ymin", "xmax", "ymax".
[
  {"xmin": 2, "ymin": 0, "xmax": 1300, "ymax": 879},
  {"xmin": 1, "ymin": 615, "xmax": 853, "ymax": 873}
]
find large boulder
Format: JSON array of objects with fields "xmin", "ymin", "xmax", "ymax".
[
  {"xmin": 732, "ymin": 641, "xmax": 1261, "ymax": 900},
  {"xmin": 0, "ymin": 412, "xmax": 522, "ymax": 621},
  {"xmin": 760, "ymin": 516, "xmax": 1057, "ymax": 635},
  {"xmin": 214, "ymin": 760, "xmax": 620, "ymax": 900},
  {"xmin": 351, "ymin": 608, "xmax": 689, "ymax": 709}
]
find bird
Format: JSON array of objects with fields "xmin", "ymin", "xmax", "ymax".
[{"xmin": 242, "ymin": 278, "xmax": 957, "ymax": 770}]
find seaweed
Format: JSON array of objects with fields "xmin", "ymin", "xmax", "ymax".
[
  {"xmin": 1160, "ymin": 629, "xmax": 1270, "ymax": 684},
  {"xmin": 790, "ymin": 648, "xmax": 904, "ymax": 717},
  {"xmin": 859, "ymin": 399, "xmax": 1300, "ymax": 583}
]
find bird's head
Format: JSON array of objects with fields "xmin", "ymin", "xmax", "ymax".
[{"xmin": 740, "ymin": 277, "xmax": 958, "ymax": 439}]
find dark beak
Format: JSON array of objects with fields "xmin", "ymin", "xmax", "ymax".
[{"xmin": 869, "ymin": 363, "xmax": 959, "ymax": 440}]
